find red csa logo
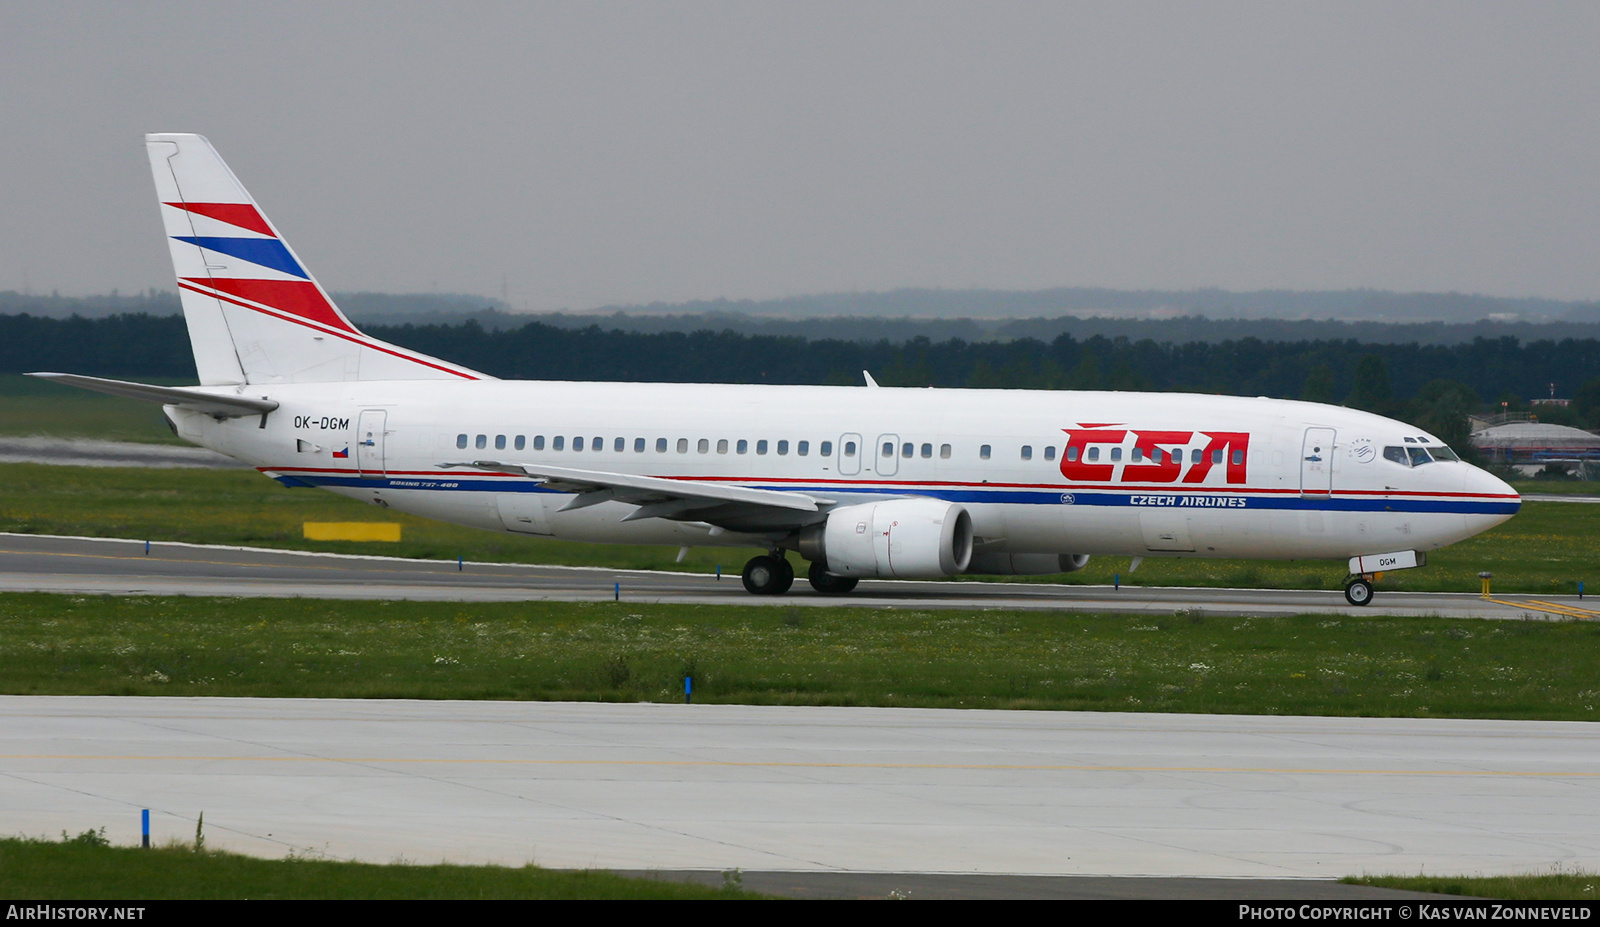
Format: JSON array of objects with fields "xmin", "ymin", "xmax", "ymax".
[{"xmin": 1060, "ymin": 424, "xmax": 1250, "ymax": 484}]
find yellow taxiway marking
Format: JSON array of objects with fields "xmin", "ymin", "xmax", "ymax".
[
  {"xmin": 3, "ymin": 754, "xmax": 1597, "ymax": 777},
  {"xmin": 1526, "ymin": 599, "xmax": 1600, "ymax": 619},
  {"xmin": 1484, "ymin": 596, "xmax": 1600, "ymax": 620}
]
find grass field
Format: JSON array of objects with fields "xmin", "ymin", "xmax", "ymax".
[
  {"xmin": 0, "ymin": 375, "xmax": 186, "ymax": 445},
  {"xmin": 1344, "ymin": 871, "xmax": 1600, "ymax": 901},
  {"xmin": 0, "ymin": 832, "xmax": 758, "ymax": 900},
  {"xmin": 1, "ymin": 460, "xmax": 1594, "ymax": 594},
  {"xmin": 4, "ymin": 592, "xmax": 1599, "ymax": 719}
]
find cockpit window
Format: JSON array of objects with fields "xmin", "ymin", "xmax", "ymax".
[
  {"xmin": 1407, "ymin": 446, "xmax": 1434, "ymax": 467},
  {"xmin": 1383, "ymin": 446, "xmax": 1410, "ymax": 466},
  {"xmin": 1430, "ymin": 445, "xmax": 1461, "ymax": 462}
]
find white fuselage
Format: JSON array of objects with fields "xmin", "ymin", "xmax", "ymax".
[{"xmin": 167, "ymin": 379, "xmax": 1520, "ymax": 564}]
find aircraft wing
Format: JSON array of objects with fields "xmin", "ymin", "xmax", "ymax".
[
  {"xmin": 27, "ymin": 372, "xmax": 279, "ymax": 418},
  {"xmin": 440, "ymin": 460, "xmax": 833, "ymax": 524}
]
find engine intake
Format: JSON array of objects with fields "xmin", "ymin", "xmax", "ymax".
[{"xmin": 800, "ymin": 498, "xmax": 973, "ymax": 578}]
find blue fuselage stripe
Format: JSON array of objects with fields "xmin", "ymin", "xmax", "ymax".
[{"xmin": 274, "ymin": 472, "xmax": 1520, "ymax": 516}]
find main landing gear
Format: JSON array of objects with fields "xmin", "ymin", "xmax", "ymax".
[
  {"xmin": 807, "ymin": 560, "xmax": 859, "ymax": 595},
  {"xmin": 1344, "ymin": 576, "xmax": 1375, "ymax": 607},
  {"xmin": 741, "ymin": 554, "xmax": 794, "ymax": 595},
  {"xmin": 740, "ymin": 554, "xmax": 860, "ymax": 596}
]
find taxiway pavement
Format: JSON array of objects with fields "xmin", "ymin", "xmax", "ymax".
[
  {"xmin": 3, "ymin": 696, "xmax": 1596, "ymax": 880},
  {"xmin": 0, "ymin": 532, "xmax": 1588, "ymax": 619}
]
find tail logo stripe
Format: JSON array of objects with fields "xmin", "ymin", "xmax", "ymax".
[
  {"xmin": 176, "ymin": 280, "xmax": 478, "ymax": 379},
  {"xmin": 173, "ymin": 236, "xmax": 308, "ymax": 279},
  {"xmin": 162, "ymin": 202, "xmax": 274, "ymax": 236},
  {"xmin": 181, "ymin": 277, "xmax": 353, "ymax": 332}
]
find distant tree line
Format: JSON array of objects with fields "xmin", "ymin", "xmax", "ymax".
[{"xmin": 3, "ymin": 313, "xmax": 1598, "ymax": 439}]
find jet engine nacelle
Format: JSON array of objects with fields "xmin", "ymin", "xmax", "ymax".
[
  {"xmin": 800, "ymin": 498, "xmax": 974, "ymax": 578},
  {"xmin": 967, "ymin": 553, "xmax": 1090, "ymax": 575}
]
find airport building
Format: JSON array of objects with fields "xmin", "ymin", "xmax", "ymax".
[{"xmin": 1470, "ymin": 421, "xmax": 1600, "ymax": 477}]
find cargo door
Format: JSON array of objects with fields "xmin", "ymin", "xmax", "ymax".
[
  {"xmin": 1139, "ymin": 511, "xmax": 1195, "ymax": 551},
  {"xmin": 496, "ymin": 493, "xmax": 553, "ymax": 536}
]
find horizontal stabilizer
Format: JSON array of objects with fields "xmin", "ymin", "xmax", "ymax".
[{"xmin": 27, "ymin": 372, "xmax": 279, "ymax": 418}]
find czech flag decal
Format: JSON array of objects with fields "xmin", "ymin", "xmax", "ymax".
[{"xmin": 332, "ymin": 446, "xmax": 349, "ymax": 458}]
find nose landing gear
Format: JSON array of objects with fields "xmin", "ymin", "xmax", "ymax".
[{"xmin": 1343, "ymin": 576, "xmax": 1374, "ymax": 607}]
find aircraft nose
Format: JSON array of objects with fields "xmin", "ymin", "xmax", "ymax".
[{"xmin": 1464, "ymin": 463, "xmax": 1520, "ymax": 528}]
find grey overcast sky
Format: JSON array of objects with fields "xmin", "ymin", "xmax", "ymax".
[{"xmin": 3, "ymin": 2, "xmax": 1599, "ymax": 310}]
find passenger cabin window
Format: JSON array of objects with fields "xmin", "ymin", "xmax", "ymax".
[
  {"xmin": 1087, "ymin": 447, "xmax": 1098, "ymax": 462},
  {"xmin": 698, "ymin": 438, "xmax": 709, "ymax": 454},
  {"xmin": 553, "ymin": 436, "xmax": 564, "ymax": 451},
  {"xmin": 798, "ymin": 441, "xmax": 809, "ymax": 456},
  {"xmin": 940, "ymin": 444, "xmax": 951, "ymax": 459},
  {"xmin": 823, "ymin": 440, "xmax": 835, "ymax": 457},
  {"xmin": 1212, "ymin": 448, "xmax": 1223, "ymax": 465},
  {"xmin": 677, "ymin": 438, "xmax": 689, "ymax": 453},
  {"xmin": 737, "ymin": 439, "xmax": 749, "ymax": 454},
  {"xmin": 1110, "ymin": 448, "xmax": 1122, "ymax": 462},
  {"xmin": 1231, "ymin": 449, "xmax": 1244, "ymax": 465},
  {"xmin": 1067, "ymin": 446, "xmax": 1080, "ymax": 462},
  {"xmin": 515, "ymin": 435, "xmax": 525, "ymax": 451},
  {"xmin": 1044, "ymin": 446, "xmax": 1056, "ymax": 461},
  {"xmin": 656, "ymin": 438, "xmax": 667, "ymax": 453},
  {"xmin": 456, "ymin": 434, "xmax": 468, "ymax": 449},
  {"xmin": 757, "ymin": 440, "xmax": 768, "ymax": 455},
  {"xmin": 980, "ymin": 444, "xmax": 991, "ymax": 460},
  {"xmin": 475, "ymin": 434, "xmax": 487, "ymax": 450},
  {"xmin": 882, "ymin": 442, "xmax": 894, "ymax": 458},
  {"xmin": 634, "ymin": 438, "xmax": 645, "ymax": 453},
  {"xmin": 717, "ymin": 439, "xmax": 729, "ymax": 454},
  {"xmin": 1021, "ymin": 445, "xmax": 1033, "ymax": 461},
  {"xmin": 574, "ymin": 437, "xmax": 584, "ymax": 451},
  {"xmin": 921, "ymin": 443, "xmax": 932, "ymax": 458},
  {"xmin": 843, "ymin": 441, "xmax": 855, "ymax": 457},
  {"xmin": 495, "ymin": 435, "xmax": 506, "ymax": 450},
  {"xmin": 1191, "ymin": 448, "xmax": 1201, "ymax": 463},
  {"xmin": 1131, "ymin": 447, "xmax": 1143, "ymax": 462},
  {"xmin": 777, "ymin": 440, "xmax": 789, "ymax": 455},
  {"xmin": 592, "ymin": 436, "xmax": 602, "ymax": 450},
  {"xmin": 615, "ymin": 437, "xmax": 625, "ymax": 452},
  {"xmin": 533, "ymin": 436, "xmax": 544, "ymax": 450}
]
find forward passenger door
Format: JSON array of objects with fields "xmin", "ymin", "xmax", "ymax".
[{"xmin": 1300, "ymin": 427, "xmax": 1336, "ymax": 497}]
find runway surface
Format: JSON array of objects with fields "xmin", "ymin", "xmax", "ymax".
[
  {"xmin": 1, "ymin": 532, "xmax": 1591, "ymax": 620},
  {"xmin": 0, "ymin": 437, "xmax": 244, "ymax": 468},
  {"xmin": 3, "ymin": 696, "xmax": 1596, "ymax": 882}
]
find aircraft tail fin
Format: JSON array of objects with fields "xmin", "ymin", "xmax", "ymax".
[{"xmin": 145, "ymin": 133, "xmax": 489, "ymax": 385}]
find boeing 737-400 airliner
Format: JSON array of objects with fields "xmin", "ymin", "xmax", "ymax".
[{"xmin": 31, "ymin": 134, "xmax": 1521, "ymax": 604}]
